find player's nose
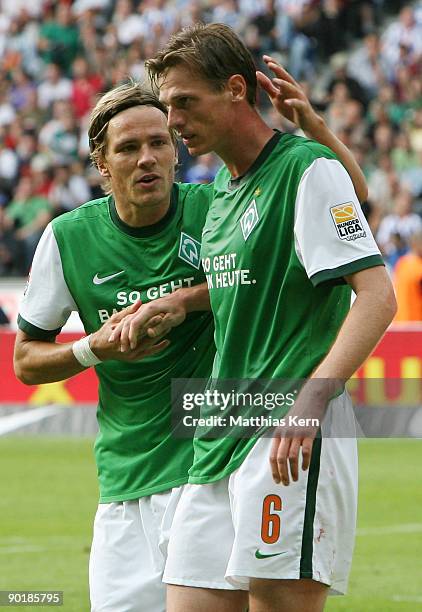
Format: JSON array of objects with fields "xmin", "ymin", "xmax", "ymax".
[
  {"xmin": 167, "ymin": 107, "xmax": 184, "ymax": 131},
  {"xmin": 137, "ymin": 145, "xmax": 156, "ymax": 167}
]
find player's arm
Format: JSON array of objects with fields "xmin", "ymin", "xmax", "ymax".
[
  {"xmin": 270, "ymin": 156, "xmax": 396, "ymax": 485},
  {"xmin": 109, "ymin": 282, "xmax": 210, "ymax": 352},
  {"xmin": 313, "ymin": 266, "xmax": 396, "ymax": 380},
  {"xmin": 14, "ymin": 224, "xmax": 170, "ymax": 385},
  {"xmin": 256, "ymin": 56, "xmax": 368, "ymax": 203},
  {"xmin": 271, "ymin": 266, "xmax": 396, "ymax": 486},
  {"xmin": 15, "ymin": 331, "xmax": 88, "ymax": 384},
  {"xmin": 14, "ymin": 304, "xmax": 170, "ymax": 385}
]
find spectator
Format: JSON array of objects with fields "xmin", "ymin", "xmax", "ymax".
[
  {"xmin": 381, "ymin": 5, "xmax": 422, "ymax": 70},
  {"xmin": 245, "ymin": 0, "xmax": 278, "ymax": 58},
  {"xmin": 283, "ymin": 1, "xmax": 319, "ymax": 80},
  {"xmin": 39, "ymin": 101, "xmax": 79, "ymax": 166},
  {"xmin": 326, "ymin": 81, "xmax": 358, "ymax": 133},
  {"xmin": 18, "ymin": 88, "xmax": 45, "ymax": 132},
  {"xmin": 348, "ymin": 33, "xmax": 391, "ymax": 99},
  {"xmin": 48, "ymin": 163, "xmax": 91, "ymax": 215},
  {"xmin": 0, "ymin": 197, "xmax": 19, "ymax": 276},
  {"xmin": 0, "ymin": 129, "xmax": 19, "ymax": 192},
  {"xmin": 327, "ymin": 53, "xmax": 368, "ymax": 107},
  {"xmin": 185, "ymin": 153, "xmax": 221, "ymax": 184},
  {"xmin": 5, "ymin": 11, "xmax": 42, "ymax": 79},
  {"xmin": 372, "ymin": 122, "xmax": 396, "ymax": 156},
  {"xmin": 15, "ymin": 131, "xmax": 38, "ymax": 176},
  {"xmin": 37, "ymin": 63, "xmax": 72, "ymax": 111},
  {"xmin": 393, "ymin": 230, "xmax": 422, "ymax": 321},
  {"xmin": 1, "ymin": 0, "xmax": 43, "ymax": 18},
  {"xmin": 72, "ymin": 0, "xmax": 112, "ymax": 18},
  {"xmin": 142, "ymin": 0, "xmax": 178, "ymax": 36},
  {"xmin": 408, "ymin": 107, "xmax": 422, "ymax": 153},
  {"xmin": 38, "ymin": 4, "xmax": 80, "ymax": 73},
  {"xmin": 377, "ymin": 83, "xmax": 408, "ymax": 126},
  {"xmin": 368, "ymin": 153, "xmax": 399, "ymax": 218},
  {"xmin": 126, "ymin": 41, "xmax": 146, "ymax": 81},
  {"xmin": 112, "ymin": 0, "xmax": 147, "ymax": 47},
  {"xmin": 177, "ymin": 1, "xmax": 207, "ymax": 29},
  {"xmin": 313, "ymin": 0, "xmax": 352, "ymax": 59},
  {"xmin": 0, "ymin": 12, "xmax": 11, "ymax": 59},
  {"xmin": 70, "ymin": 57, "xmax": 103, "ymax": 120},
  {"xmin": 275, "ymin": 0, "xmax": 312, "ymax": 50},
  {"xmin": 392, "ymin": 131, "xmax": 420, "ymax": 174},
  {"xmin": 3, "ymin": 175, "xmax": 52, "ymax": 273},
  {"xmin": 9, "ymin": 67, "xmax": 37, "ymax": 113},
  {"xmin": 239, "ymin": 0, "xmax": 267, "ymax": 19},
  {"xmin": 211, "ymin": 0, "xmax": 246, "ymax": 32},
  {"xmin": 0, "ymin": 87, "xmax": 16, "ymax": 127},
  {"xmin": 376, "ymin": 187, "xmax": 422, "ymax": 267},
  {"xmin": 30, "ymin": 155, "xmax": 53, "ymax": 199}
]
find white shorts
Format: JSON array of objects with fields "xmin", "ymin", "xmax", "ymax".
[
  {"xmin": 89, "ymin": 486, "xmax": 183, "ymax": 612},
  {"xmin": 164, "ymin": 394, "xmax": 358, "ymax": 595}
]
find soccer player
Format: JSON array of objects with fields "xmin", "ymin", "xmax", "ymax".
[
  {"xmin": 14, "ymin": 75, "xmax": 370, "ymax": 612},
  {"xmin": 13, "ymin": 84, "xmax": 214, "ymax": 612},
  {"xmin": 134, "ymin": 23, "xmax": 396, "ymax": 612}
]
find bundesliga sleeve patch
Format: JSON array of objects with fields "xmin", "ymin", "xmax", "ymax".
[{"xmin": 330, "ymin": 202, "xmax": 366, "ymax": 241}]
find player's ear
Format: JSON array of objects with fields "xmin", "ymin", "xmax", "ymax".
[
  {"xmin": 227, "ymin": 74, "xmax": 247, "ymax": 103},
  {"xmin": 97, "ymin": 157, "xmax": 110, "ymax": 178}
]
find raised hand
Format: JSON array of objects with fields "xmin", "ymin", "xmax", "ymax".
[{"xmin": 256, "ymin": 55, "xmax": 325, "ymax": 137}]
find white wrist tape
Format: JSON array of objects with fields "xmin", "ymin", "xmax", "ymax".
[{"xmin": 72, "ymin": 335, "xmax": 102, "ymax": 368}]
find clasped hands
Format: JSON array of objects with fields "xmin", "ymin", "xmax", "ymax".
[{"xmin": 107, "ymin": 290, "xmax": 187, "ymax": 356}]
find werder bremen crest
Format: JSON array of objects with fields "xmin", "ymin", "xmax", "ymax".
[
  {"xmin": 178, "ymin": 232, "xmax": 201, "ymax": 269},
  {"xmin": 240, "ymin": 199, "xmax": 259, "ymax": 240}
]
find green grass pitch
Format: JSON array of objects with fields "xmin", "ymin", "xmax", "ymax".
[{"xmin": 0, "ymin": 438, "xmax": 421, "ymax": 611}]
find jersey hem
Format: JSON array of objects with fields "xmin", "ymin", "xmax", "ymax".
[
  {"xmin": 189, "ymin": 437, "xmax": 259, "ymax": 484},
  {"xmin": 17, "ymin": 314, "xmax": 62, "ymax": 340},
  {"xmin": 99, "ymin": 475, "xmax": 188, "ymax": 503},
  {"xmin": 310, "ymin": 254, "xmax": 384, "ymax": 287}
]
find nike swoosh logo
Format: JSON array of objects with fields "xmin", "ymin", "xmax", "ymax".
[
  {"xmin": 93, "ymin": 271, "xmax": 125, "ymax": 285},
  {"xmin": 255, "ymin": 549, "xmax": 288, "ymax": 560}
]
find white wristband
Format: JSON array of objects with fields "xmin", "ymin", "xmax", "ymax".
[{"xmin": 72, "ymin": 335, "xmax": 102, "ymax": 368}]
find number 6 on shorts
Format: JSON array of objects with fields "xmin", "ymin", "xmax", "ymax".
[{"xmin": 261, "ymin": 494, "xmax": 282, "ymax": 544}]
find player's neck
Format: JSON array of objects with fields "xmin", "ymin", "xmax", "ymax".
[
  {"xmin": 219, "ymin": 111, "xmax": 275, "ymax": 179},
  {"xmin": 114, "ymin": 198, "xmax": 170, "ymax": 228}
]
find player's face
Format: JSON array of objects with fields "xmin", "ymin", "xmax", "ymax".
[
  {"xmin": 159, "ymin": 64, "xmax": 233, "ymax": 157},
  {"xmin": 99, "ymin": 105, "xmax": 176, "ymax": 222}
]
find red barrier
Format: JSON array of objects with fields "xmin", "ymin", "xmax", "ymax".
[
  {"xmin": 1, "ymin": 328, "xmax": 421, "ymax": 404},
  {"xmin": 0, "ymin": 332, "xmax": 98, "ymax": 404}
]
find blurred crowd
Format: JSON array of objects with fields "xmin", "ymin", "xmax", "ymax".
[{"xmin": 0, "ymin": 0, "xmax": 421, "ymax": 320}]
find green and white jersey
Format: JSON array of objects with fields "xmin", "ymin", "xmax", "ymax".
[
  {"xmin": 19, "ymin": 183, "xmax": 215, "ymax": 502},
  {"xmin": 190, "ymin": 132, "xmax": 383, "ymax": 484}
]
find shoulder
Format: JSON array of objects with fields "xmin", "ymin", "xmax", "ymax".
[
  {"xmin": 280, "ymin": 134, "xmax": 338, "ymax": 167},
  {"xmin": 52, "ymin": 196, "xmax": 109, "ymax": 232},
  {"xmin": 176, "ymin": 181, "xmax": 214, "ymax": 198},
  {"xmin": 176, "ymin": 181, "xmax": 214, "ymax": 209}
]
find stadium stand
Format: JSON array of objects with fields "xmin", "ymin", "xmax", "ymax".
[{"xmin": 0, "ymin": 0, "xmax": 421, "ymax": 319}]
